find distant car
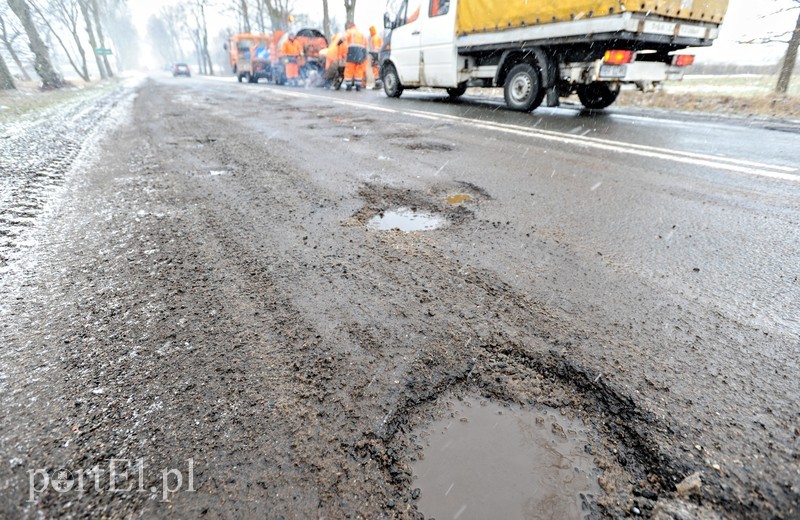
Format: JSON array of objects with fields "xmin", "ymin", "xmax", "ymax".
[{"xmin": 173, "ymin": 63, "xmax": 191, "ymax": 77}]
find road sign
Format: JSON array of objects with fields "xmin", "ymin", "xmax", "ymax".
[{"xmin": 94, "ymin": 48, "xmax": 113, "ymax": 56}]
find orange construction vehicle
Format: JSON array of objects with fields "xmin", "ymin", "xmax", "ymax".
[
  {"xmin": 270, "ymin": 28, "xmax": 328, "ymax": 86},
  {"xmin": 227, "ymin": 33, "xmax": 274, "ymax": 83}
]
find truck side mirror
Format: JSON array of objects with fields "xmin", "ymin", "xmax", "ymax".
[{"xmin": 384, "ymin": 12, "xmax": 392, "ymax": 29}]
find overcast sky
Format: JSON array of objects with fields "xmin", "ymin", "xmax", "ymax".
[{"xmin": 130, "ymin": 0, "xmax": 798, "ymax": 65}]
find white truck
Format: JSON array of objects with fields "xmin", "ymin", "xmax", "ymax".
[{"xmin": 380, "ymin": 0, "xmax": 729, "ymax": 110}]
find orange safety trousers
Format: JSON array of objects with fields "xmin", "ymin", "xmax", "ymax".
[{"xmin": 344, "ymin": 61, "xmax": 366, "ymax": 86}]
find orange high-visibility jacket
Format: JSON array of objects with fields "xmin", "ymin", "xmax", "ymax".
[
  {"xmin": 281, "ymin": 39, "xmax": 303, "ymax": 57},
  {"xmin": 370, "ymin": 34, "xmax": 383, "ymax": 52},
  {"xmin": 345, "ymin": 27, "xmax": 367, "ymax": 48}
]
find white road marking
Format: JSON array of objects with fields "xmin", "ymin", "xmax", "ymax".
[{"xmin": 240, "ymin": 84, "xmax": 800, "ymax": 183}]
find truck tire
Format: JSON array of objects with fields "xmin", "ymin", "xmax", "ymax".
[
  {"xmin": 248, "ymin": 73, "xmax": 257, "ymax": 84},
  {"xmin": 446, "ymin": 84, "xmax": 467, "ymax": 99},
  {"xmin": 383, "ymin": 64, "xmax": 403, "ymax": 98},
  {"xmin": 504, "ymin": 63, "xmax": 544, "ymax": 112},
  {"xmin": 237, "ymin": 74, "xmax": 243, "ymax": 83},
  {"xmin": 577, "ymin": 82, "xmax": 620, "ymax": 110}
]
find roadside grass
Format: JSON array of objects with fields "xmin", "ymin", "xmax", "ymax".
[
  {"xmin": 615, "ymin": 74, "xmax": 800, "ymax": 120},
  {"xmin": 0, "ymin": 79, "xmax": 117, "ymax": 124}
]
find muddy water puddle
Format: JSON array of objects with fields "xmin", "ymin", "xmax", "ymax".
[
  {"xmin": 413, "ymin": 397, "xmax": 600, "ymax": 519},
  {"xmin": 367, "ymin": 208, "xmax": 444, "ymax": 231}
]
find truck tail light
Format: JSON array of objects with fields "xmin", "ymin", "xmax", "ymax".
[
  {"xmin": 673, "ymin": 54, "xmax": 695, "ymax": 67},
  {"xmin": 603, "ymin": 50, "xmax": 634, "ymax": 65}
]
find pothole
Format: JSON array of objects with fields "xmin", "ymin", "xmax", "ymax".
[
  {"xmin": 402, "ymin": 141, "xmax": 455, "ymax": 152},
  {"xmin": 412, "ymin": 396, "xmax": 600, "ymax": 519},
  {"xmin": 367, "ymin": 208, "xmax": 444, "ymax": 232}
]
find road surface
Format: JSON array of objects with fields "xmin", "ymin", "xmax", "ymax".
[{"xmin": 1, "ymin": 74, "xmax": 798, "ymax": 518}]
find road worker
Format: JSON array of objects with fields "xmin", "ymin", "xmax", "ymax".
[
  {"xmin": 343, "ymin": 23, "xmax": 368, "ymax": 91},
  {"xmin": 281, "ymin": 32, "xmax": 304, "ymax": 86},
  {"xmin": 369, "ymin": 26, "xmax": 383, "ymax": 90},
  {"xmin": 322, "ymin": 33, "xmax": 346, "ymax": 89}
]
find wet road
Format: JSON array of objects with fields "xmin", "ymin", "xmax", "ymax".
[{"xmin": 1, "ymin": 74, "xmax": 798, "ymax": 518}]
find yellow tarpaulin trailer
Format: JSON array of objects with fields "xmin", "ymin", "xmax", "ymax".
[{"xmin": 456, "ymin": 0, "xmax": 729, "ymax": 35}]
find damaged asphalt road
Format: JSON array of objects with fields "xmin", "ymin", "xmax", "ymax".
[{"xmin": 0, "ymin": 75, "xmax": 798, "ymax": 518}]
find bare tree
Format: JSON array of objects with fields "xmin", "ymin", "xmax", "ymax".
[
  {"xmin": 96, "ymin": 0, "xmax": 137, "ymax": 71},
  {"xmin": 89, "ymin": 0, "xmax": 111, "ymax": 76},
  {"xmin": 322, "ymin": 0, "xmax": 330, "ymax": 40},
  {"xmin": 263, "ymin": 0, "xmax": 292, "ymax": 31},
  {"xmin": 30, "ymin": 0, "xmax": 90, "ymax": 82},
  {"xmin": 7, "ymin": 0, "xmax": 64, "ymax": 88},
  {"xmin": 239, "ymin": 0, "xmax": 251, "ymax": 32},
  {"xmin": 0, "ymin": 6, "xmax": 33, "ymax": 81},
  {"xmin": 147, "ymin": 17, "xmax": 175, "ymax": 65},
  {"xmin": 778, "ymin": 6, "xmax": 800, "ymax": 93},
  {"xmin": 344, "ymin": 0, "xmax": 355, "ymax": 26},
  {"xmin": 147, "ymin": 9, "xmax": 183, "ymax": 66},
  {"xmin": 740, "ymin": 1, "xmax": 800, "ymax": 94},
  {"xmin": 78, "ymin": 0, "xmax": 106, "ymax": 79},
  {"xmin": 187, "ymin": 0, "xmax": 213, "ymax": 75},
  {"xmin": 253, "ymin": 0, "xmax": 266, "ymax": 33},
  {"xmin": 0, "ymin": 51, "xmax": 15, "ymax": 88}
]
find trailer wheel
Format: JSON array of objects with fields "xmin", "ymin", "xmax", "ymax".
[
  {"xmin": 577, "ymin": 82, "xmax": 620, "ymax": 110},
  {"xmin": 446, "ymin": 84, "xmax": 467, "ymax": 99},
  {"xmin": 504, "ymin": 63, "xmax": 544, "ymax": 112},
  {"xmin": 383, "ymin": 64, "xmax": 403, "ymax": 98}
]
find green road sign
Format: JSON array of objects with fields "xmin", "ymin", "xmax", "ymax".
[{"xmin": 94, "ymin": 48, "xmax": 113, "ymax": 56}]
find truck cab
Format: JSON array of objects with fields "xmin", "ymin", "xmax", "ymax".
[{"xmin": 384, "ymin": 1, "xmax": 461, "ymax": 92}]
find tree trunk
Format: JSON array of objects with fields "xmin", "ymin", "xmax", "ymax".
[
  {"xmin": 0, "ymin": 15, "xmax": 33, "ymax": 81},
  {"xmin": 30, "ymin": 0, "xmax": 89, "ymax": 82},
  {"xmin": 322, "ymin": 0, "xmax": 331, "ymax": 40},
  {"xmin": 240, "ymin": 0, "xmax": 251, "ymax": 32},
  {"xmin": 256, "ymin": 0, "xmax": 265, "ymax": 33},
  {"xmin": 0, "ymin": 52, "xmax": 15, "ymax": 89},
  {"xmin": 90, "ymin": 0, "xmax": 113, "ymax": 76},
  {"xmin": 344, "ymin": 0, "xmax": 356, "ymax": 26},
  {"xmin": 7, "ymin": 0, "xmax": 63, "ymax": 89},
  {"xmin": 776, "ymin": 10, "xmax": 800, "ymax": 94},
  {"xmin": 199, "ymin": 1, "xmax": 213, "ymax": 75},
  {"xmin": 79, "ymin": 0, "xmax": 107, "ymax": 79},
  {"xmin": 265, "ymin": 0, "xmax": 290, "ymax": 31},
  {"xmin": 5, "ymin": 40, "xmax": 32, "ymax": 81}
]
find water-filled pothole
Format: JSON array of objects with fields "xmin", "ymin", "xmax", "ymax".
[
  {"xmin": 413, "ymin": 397, "xmax": 600, "ymax": 519},
  {"xmin": 367, "ymin": 208, "xmax": 444, "ymax": 232}
]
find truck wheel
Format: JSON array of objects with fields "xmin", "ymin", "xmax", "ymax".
[
  {"xmin": 248, "ymin": 73, "xmax": 257, "ymax": 84},
  {"xmin": 237, "ymin": 74, "xmax": 243, "ymax": 83},
  {"xmin": 383, "ymin": 64, "xmax": 403, "ymax": 98},
  {"xmin": 577, "ymin": 82, "xmax": 620, "ymax": 110},
  {"xmin": 504, "ymin": 63, "xmax": 544, "ymax": 112},
  {"xmin": 446, "ymin": 84, "xmax": 467, "ymax": 99}
]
